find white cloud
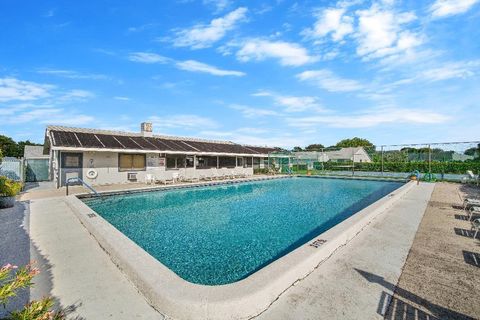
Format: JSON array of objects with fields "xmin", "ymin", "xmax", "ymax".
[
  {"xmin": 390, "ymin": 60, "xmax": 480, "ymax": 85},
  {"xmin": 128, "ymin": 52, "xmax": 170, "ymax": 64},
  {"xmin": 37, "ymin": 68, "xmax": 110, "ymax": 80},
  {"xmin": 172, "ymin": 7, "xmax": 247, "ymax": 49},
  {"xmin": 296, "ymin": 69, "xmax": 364, "ymax": 92},
  {"xmin": 1, "ymin": 104, "xmax": 95, "ymax": 126},
  {"xmin": 128, "ymin": 52, "xmax": 245, "ymax": 77},
  {"xmin": 149, "ymin": 114, "xmax": 218, "ymax": 129},
  {"xmin": 0, "ymin": 77, "xmax": 96, "ymax": 126},
  {"xmin": 355, "ymin": 5, "xmax": 421, "ymax": 60},
  {"xmin": 60, "ymin": 89, "xmax": 95, "ymax": 101},
  {"xmin": 430, "ymin": 0, "xmax": 479, "ymax": 18},
  {"xmin": 235, "ymin": 38, "xmax": 318, "ymax": 66},
  {"xmin": 287, "ymin": 107, "xmax": 449, "ymax": 128},
  {"xmin": 127, "ymin": 23, "xmax": 157, "ymax": 33},
  {"xmin": 0, "ymin": 78, "xmax": 53, "ymax": 102},
  {"xmin": 175, "ymin": 60, "xmax": 245, "ymax": 76},
  {"xmin": 199, "ymin": 128, "xmax": 305, "ymax": 148},
  {"xmin": 420, "ymin": 61, "xmax": 480, "ymax": 81},
  {"xmin": 253, "ymin": 91, "xmax": 328, "ymax": 112},
  {"xmin": 114, "ymin": 96, "xmax": 130, "ymax": 101},
  {"xmin": 303, "ymin": 8, "xmax": 354, "ymax": 42},
  {"xmin": 229, "ymin": 104, "xmax": 279, "ymax": 118},
  {"xmin": 203, "ymin": 0, "xmax": 232, "ymax": 12}
]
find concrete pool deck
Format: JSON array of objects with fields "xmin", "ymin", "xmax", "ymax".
[
  {"xmin": 256, "ymin": 182, "xmax": 435, "ymax": 320},
  {"xmin": 1, "ymin": 180, "xmax": 441, "ymax": 319},
  {"xmin": 384, "ymin": 183, "xmax": 480, "ymax": 319}
]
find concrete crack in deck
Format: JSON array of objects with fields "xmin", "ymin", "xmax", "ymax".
[
  {"xmin": 249, "ymin": 185, "xmax": 425, "ymax": 320},
  {"xmin": 254, "ymin": 183, "xmax": 434, "ymax": 320}
]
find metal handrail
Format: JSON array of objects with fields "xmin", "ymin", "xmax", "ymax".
[{"xmin": 66, "ymin": 177, "xmax": 100, "ymax": 196}]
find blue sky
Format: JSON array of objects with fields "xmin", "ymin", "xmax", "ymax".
[{"xmin": 1, "ymin": 0, "xmax": 479, "ymax": 147}]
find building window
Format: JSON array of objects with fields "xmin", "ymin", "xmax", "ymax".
[
  {"xmin": 166, "ymin": 156, "xmax": 176, "ymax": 169},
  {"xmin": 253, "ymin": 157, "xmax": 260, "ymax": 169},
  {"xmin": 185, "ymin": 156, "xmax": 194, "ymax": 168},
  {"xmin": 64, "ymin": 155, "xmax": 80, "ymax": 168},
  {"xmin": 237, "ymin": 157, "xmax": 244, "ymax": 167},
  {"xmin": 197, "ymin": 156, "xmax": 218, "ymax": 169},
  {"xmin": 245, "ymin": 157, "xmax": 253, "ymax": 168},
  {"xmin": 119, "ymin": 154, "xmax": 146, "ymax": 171},
  {"xmin": 219, "ymin": 156, "xmax": 236, "ymax": 168},
  {"xmin": 166, "ymin": 154, "xmax": 189, "ymax": 169}
]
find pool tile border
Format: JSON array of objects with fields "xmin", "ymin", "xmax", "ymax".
[{"xmin": 66, "ymin": 177, "xmax": 415, "ymax": 320}]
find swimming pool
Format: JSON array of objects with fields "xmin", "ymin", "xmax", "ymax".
[{"xmin": 83, "ymin": 177, "xmax": 403, "ymax": 285}]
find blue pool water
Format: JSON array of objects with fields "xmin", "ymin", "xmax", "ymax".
[{"xmin": 83, "ymin": 177, "xmax": 403, "ymax": 285}]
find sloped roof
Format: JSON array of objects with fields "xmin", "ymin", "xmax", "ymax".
[
  {"xmin": 46, "ymin": 126, "xmax": 276, "ymax": 155},
  {"xmin": 24, "ymin": 145, "xmax": 48, "ymax": 158},
  {"xmin": 324, "ymin": 147, "xmax": 368, "ymax": 160}
]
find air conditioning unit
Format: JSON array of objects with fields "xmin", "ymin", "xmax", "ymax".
[{"xmin": 127, "ymin": 172, "xmax": 137, "ymax": 181}]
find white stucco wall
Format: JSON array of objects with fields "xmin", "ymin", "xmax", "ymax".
[{"xmin": 74, "ymin": 151, "xmax": 254, "ymax": 186}]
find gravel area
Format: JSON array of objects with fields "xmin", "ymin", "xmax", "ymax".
[{"xmin": 385, "ymin": 182, "xmax": 480, "ymax": 320}]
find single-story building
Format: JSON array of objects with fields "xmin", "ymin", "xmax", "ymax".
[
  {"xmin": 289, "ymin": 147, "xmax": 372, "ymax": 164},
  {"xmin": 44, "ymin": 123, "xmax": 275, "ymax": 188},
  {"xmin": 24, "ymin": 145, "xmax": 50, "ymax": 182},
  {"xmin": 323, "ymin": 147, "xmax": 372, "ymax": 163}
]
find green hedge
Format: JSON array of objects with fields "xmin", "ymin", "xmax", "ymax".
[{"xmin": 317, "ymin": 161, "xmax": 480, "ymax": 174}]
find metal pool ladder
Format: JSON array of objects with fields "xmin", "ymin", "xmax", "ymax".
[{"xmin": 66, "ymin": 177, "xmax": 100, "ymax": 197}]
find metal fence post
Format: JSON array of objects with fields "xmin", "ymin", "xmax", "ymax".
[
  {"xmin": 428, "ymin": 144, "xmax": 432, "ymax": 174},
  {"xmin": 352, "ymin": 148, "xmax": 355, "ymax": 176},
  {"xmin": 381, "ymin": 146, "xmax": 384, "ymax": 176}
]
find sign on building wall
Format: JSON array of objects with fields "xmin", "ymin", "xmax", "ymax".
[{"xmin": 147, "ymin": 154, "xmax": 161, "ymax": 167}]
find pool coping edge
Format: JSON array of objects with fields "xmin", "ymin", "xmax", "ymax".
[{"xmin": 65, "ymin": 178, "xmax": 416, "ymax": 320}]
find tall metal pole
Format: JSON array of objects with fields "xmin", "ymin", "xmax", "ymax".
[
  {"xmin": 428, "ymin": 144, "xmax": 432, "ymax": 174},
  {"xmin": 352, "ymin": 148, "xmax": 355, "ymax": 176},
  {"xmin": 381, "ymin": 146, "xmax": 384, "ymax": 176}
]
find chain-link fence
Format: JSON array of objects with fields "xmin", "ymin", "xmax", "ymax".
[{"xmin": 263, "ymin": 141, "xmax": 480, "ymax": 183}]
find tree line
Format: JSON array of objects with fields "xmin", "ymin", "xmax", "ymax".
[
  {"xmin": 288, "ymin": 138, "xmax": 479, "ymax": 158},
  {"xmin": 0, "ymin": 135, "xmax": 42, "ymax": 159},
  {"xmin": 290, "ymin": 137, "xmax": 375, "ymax": 152}
]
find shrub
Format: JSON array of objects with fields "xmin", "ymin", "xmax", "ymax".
[
  {"xmin": 315, "ymin": 161, "xmax": 480, "ymax": 174},
  {"xmin": 0, "ymin": 176, "xmax": 22, "ymax": 197},
  {"xmin": 0, "ymin": 262, "xmax": 64, "ymax": 320}
]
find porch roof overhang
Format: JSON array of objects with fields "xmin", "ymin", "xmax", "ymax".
[{"xmin": 51, "ymin": 146, "xmax": 269, "ymax": 157}]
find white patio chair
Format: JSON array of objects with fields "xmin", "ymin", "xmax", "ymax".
[
  {"xmin": 463, "ymin": 170, "xmax": 479, "ymax": 183},
  {"xmin": 472, "ymin": 218, "xmax": 480, "ymax": 240},
  {"xmin": 464, "ymin": 198, "xmax": 480, "ymax": 210},
  {"xmin": 202, "ymin": 173, "xmax": 214, "ymax": 181},
  {"xmin": 156, "ymin": 174, "xmax": 174, "ymax": 185},
  {"xmin": 172, "ymin": 172, "xmax": 179, "ymax": 184},
  {"xmin": 144, "ymin": 173, "xmax": 155, "ymax": 185},
  {"xmin": 216, "ymin": 170, "xmax": 226, "ymax": 180},
  {"xmin": 468, "ymin": 206, "xmax": 480, "ymax": 221},
  {"xmin": 183, "ymin": 174, "xmax": 199, "ymax": 183}
]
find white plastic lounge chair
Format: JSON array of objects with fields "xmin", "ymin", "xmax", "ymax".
[
  {"xmin": 468, "ymin": 206, "xmax": 480, "ymax": 221},
  {"xmin": 183, "ymin": 175, "xmax": 199, "ymax": 183},
  {"xmin": 211, "ymin": 170, "xmax": 222, "ymax": 180},
  {"xmin": 464, "ymin": 198, "xmax": 480, "ymax": 210},
  {"xmin": 199, "ymin": 174, "xmax": 212, "ymax": 181},
  {"xmin": 145, "ymin": 173, "xmax": 155, "ymax": 185},
  {"xmin": 472, "ymin": 218, "xmax": 480, "ymax": 240},
  {"xmin": 156, "ymin": 175, "xmax": 174, "ymax": 185},
  {"xmin": 237, "ymin": 172, "xmax": 247, "ymax": 179},
  {"xmin": 172, "ymin": 172, "xmax": 180, "ymax": 183},
  {"xmin": 231, "ymin": 171, "xmax": 240, "ymax": 179},
  {"xmin": 218, "ymin": 171, "xmax": 225, "ymax": 179},
  {"xmin": 203, "ymin": 174, "xmax": 214, "ymax": 181},
  {"xmin": 463, "ymin": 170, "xmax": 479, "ymax": 183}
]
